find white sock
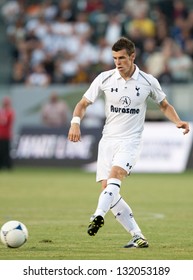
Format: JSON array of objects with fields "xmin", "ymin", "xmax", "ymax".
[
  {"xmin": 111, "ymin": 197, "xmax": 144, "ymax": 238},
  {"xmin": 93, "ymin": 178, "xmax": 121, "ymax": 218}
]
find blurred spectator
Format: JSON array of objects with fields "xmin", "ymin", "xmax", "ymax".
[
  {"xmin": 59, "ymin": 52, "xmax": 79, "ymax": 83},
  {"xmin": 74, "ymin": 11, "xmax": 93, "ymax": 38},
  {"xmin": 43, "ymin": 53, "xmax": 55, "ymax": 81},
  {"xmin": 0, "ymin": 96, "xmax": 15, "ymax": 170},
  {"xmin": 187, "ymin": 10, "xmax": 193, "ymax": 37},
  {"xmin": 71, "ymin": 65, "xmax": 90, "ymax": 84},
  {"xmin": 150, "ymin": 4, "xmax": 170, "ymax": 46},
  {"xmin": 141, "ymin": 37, "xmax": 157, "ymax": 63},
  {"xmin": 184, "ymin": 38, "xmax": 193, "ymax": 59},
  {"xmin": 25, "ymin": 63, "xmax": 51, "ymax": 86},
  {"xmin": 6, "ymin": 17, "xmax": 26, "ymax": 44},
  {"xmin": 58, "ymin": 0, "xmax": 75, "ymax": 21},
  {"xmin": 173, "ymin": 0, "xmax": 189, "ymax": 20},
  {"xmin": 167, "ymin": 42, "xmax": 193, "ymax": 83},
  {"xmin": 40, "ymin": 0, "xmax": 58, "ymax": 21},
  {"xmin": 104, "ymin": 13, "xmax": 123, "ymax": 45},
  {"xmin": 96, "ymin": 37, "xmax": 113, "ymax": 67},
  {"xmin": 144, "ymin": 38, "xmax": 173, "ymax": 83},
  {"xmin": 154, "ymin": 0, "xmax": 174, "ymax": 25},
  {"xmin": 124, "ymin": 0, "xmax": 149, "ymax": 19},
  {"xmin": 1, "ymin": 0, "xmax": 21, "ymax": 23},
  {"xmin": 103, "ymin": 0, "xmax": 124, "ymax": 14},
  {"xmin": 11, "ymin": 61, "xmax": 26, "ymax": 83},
  {"xmin": 170, "ymin": 16, "xmax": 189, "ymax": 48},
  {"xmin": 41, "ymin": 92, "xmax": 71, "ymax": 127},
  {"xmin": 125, "ymin": 10, "xmax": 156, "ymax": 39},
  {"xmin": 85, "ymin": 0, "xmax": 104, "ymax": 13}
]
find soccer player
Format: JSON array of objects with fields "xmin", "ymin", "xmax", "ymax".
[{"xmin": 68, "ymin": 37, "xmax": 190, "ymax": 248}]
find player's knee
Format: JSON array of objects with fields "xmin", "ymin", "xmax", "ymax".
[{"xmin": 109, "ymin": 166, "xmax": 127, "ymax": 180}]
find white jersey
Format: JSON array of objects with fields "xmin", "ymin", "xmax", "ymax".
[{"xmin": 84, "ymin": 65, "xmax": 166, "ymax": 140}]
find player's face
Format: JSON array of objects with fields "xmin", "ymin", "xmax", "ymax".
[{"xmin": 112, "ymin": 49, "xmax": 135, "ymax": 79}]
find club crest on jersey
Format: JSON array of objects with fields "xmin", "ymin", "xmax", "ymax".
[
  {"xmin": 111, "ymin": 88, "xmax": 118, "ymax": 92},
  {"xmin": 135, "ymin": 86, "xmax": 140, "ymax": 96}
]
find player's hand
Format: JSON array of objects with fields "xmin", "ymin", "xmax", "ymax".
[
  {"xmin": 176, "ymin": 121, "xmax": 190, "ymax": 135},
  {"xmin": 68, "ymin": 123, "xmax": 81, "ymax": 142}
]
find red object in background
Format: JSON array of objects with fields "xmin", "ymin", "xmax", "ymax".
[{"xmin": 0, "ymin": 97, "xmax": 15, "ymax": 139}]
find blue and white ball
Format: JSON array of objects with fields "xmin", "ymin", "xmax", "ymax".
[{"xmin": 0, "ymin": 220, "xmax": 28, "ymax": 248}]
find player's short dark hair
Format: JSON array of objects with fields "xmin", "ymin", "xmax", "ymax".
[{"xmin": 112, "ymin": 37, "xmax": 135, "ymax": 56}]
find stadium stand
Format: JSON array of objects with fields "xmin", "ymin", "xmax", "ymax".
[
  {"xmin": 0, "ymin": 0, "xmax": 193, "ymax": 86},
  {"xmin": 0, "ymin": 8, "xmax": 11, "ymax": 84}
]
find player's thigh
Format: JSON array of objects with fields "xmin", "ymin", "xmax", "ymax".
[
  {"xmin": 96, "ymin": 138, "xmax": 114, "ymax": 181},
  {"xmin": 96, "ymin": 138, "xmax": 141, "ymax": 181},
  {"xmin": 112, "ymin": 140, "xmax": 141, "ymax": 174}
]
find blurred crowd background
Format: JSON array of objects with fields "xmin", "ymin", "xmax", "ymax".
[{"xmin": 1, "ymin": 0, "xmax": 193, "ymax": 86}]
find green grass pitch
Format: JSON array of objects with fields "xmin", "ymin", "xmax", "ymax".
[{"xmin": 0, "ymin": 167, "xmax": 193, "ymax": 260}]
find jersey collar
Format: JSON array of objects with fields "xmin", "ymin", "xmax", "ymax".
[
  {"xmin": 132, "ymin": 65, "xmax": 139, "ymax": 80},
  {"xmin": 115, "ymin": 65, "xmax": 139, "ymax": 80}
]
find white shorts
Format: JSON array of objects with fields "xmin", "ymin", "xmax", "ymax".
[{"xmin": 96, "ymin": 137, "xmax": 142, "ymax": 182}]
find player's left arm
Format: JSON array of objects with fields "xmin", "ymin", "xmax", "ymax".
[{"xmin": 159, "ymin": 98, "xmax": 190, "ymax": 135}]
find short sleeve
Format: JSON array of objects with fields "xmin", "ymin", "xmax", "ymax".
[
  {"xmin": 84, "ymin": 74, "xmax": 103, "ymax": 103},
  {"xmin": 149, "ymin": 76, "xmax": 166, "ymax": 104}
]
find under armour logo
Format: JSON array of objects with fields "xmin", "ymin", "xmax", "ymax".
[
  {"xmin": 126, "ymin": 163, "xmax": 132, "ymax": 169},
  {"xmin": 104, "ymin": 191, "xmax": 113, "ymax": 196},
  {"xmin": 111, "ymin": 88, "xmax": 118, "ymax": 92},
  {"xmin": 135, "ymin": 86, "xmax": 140, "ymax": 96}
]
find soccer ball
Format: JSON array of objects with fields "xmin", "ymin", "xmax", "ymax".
[{"xmin": 0, "ymin": 220, "xmax": 28, "ymax": 248}]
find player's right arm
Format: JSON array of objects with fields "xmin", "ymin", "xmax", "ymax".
[{"xmin": 68, "ymin": 97, "xmax": 91, "ymax": 142}]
